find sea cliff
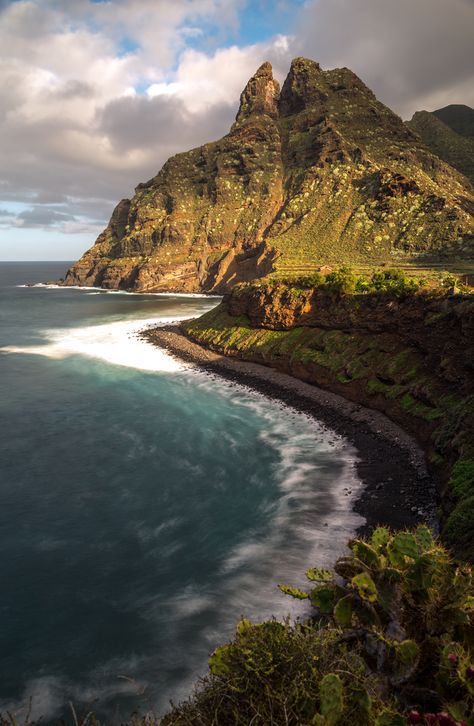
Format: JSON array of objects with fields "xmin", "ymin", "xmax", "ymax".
[{"xmin": 181, "ymin": 279, "xmax": 474, "ymax": 560}]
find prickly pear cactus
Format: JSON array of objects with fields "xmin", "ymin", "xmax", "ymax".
[{"xmin": 280, "ymin": 526, "xmax": 474, "ymax": 724}]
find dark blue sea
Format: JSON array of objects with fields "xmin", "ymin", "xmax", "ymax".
[{"xmin": 0, "ymin": 262, "xmax": 363, "ymax": 721}]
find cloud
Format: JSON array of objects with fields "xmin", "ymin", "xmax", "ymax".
[
  {"xmin": 0, "ymin": 3, "xmax": 264, "ymax": 226},
  {"xmin": 0, "ymin": 0, "xmax": 472, "ymax": 258},
  {"xmin": 0, "ymin": 0, "xmax": 290, "ymax": 252},
  {"xmin": 293, "ymin": 0, "xmax": 474, "ymax": 118},
  {"xmin": 17, "ymin": 206, "xmax": 76, "ymax": 227}
]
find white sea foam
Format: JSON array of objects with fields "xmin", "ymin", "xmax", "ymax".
[
  {"xmin": 147, "ymin": 391, "xmax": 364, "ymax": 716},
  {"xmin": 0, "ymin": 316, "xmax": 190, "ymax": 372},
  {"xmin": 18, "ymin": 282, "xmax": 220, "ymax": 298},
  {"xmin": 187, "ymin": 373, "xmax": 364, "ymax": 618}
]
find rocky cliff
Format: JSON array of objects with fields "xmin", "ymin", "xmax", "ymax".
[
  {"xmin": 184, "ymin": 281, "xmax": 474, "ymax": 558},
  {"xmin": 63, "ymin": 58, "xmax": 474, "ymax": 293}
]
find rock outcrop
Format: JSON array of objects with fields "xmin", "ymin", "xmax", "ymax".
[{"xmin": 63, "ymin": 59, "xmax": 474, "ymax": 293}]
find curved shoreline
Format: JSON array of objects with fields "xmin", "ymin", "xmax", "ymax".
[{"xmin": 141, "ymin": 324, "xmax": 438, "ymax": 537}]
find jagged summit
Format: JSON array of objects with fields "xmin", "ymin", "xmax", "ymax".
[
  {"xmin": 63, "ymin": 57, "xmax": 474, "ymax": 293},
  {"xmin": 279, "ymin": 57, "xmax": 324, "ymax": 116},
  {"xmin": 233, "ymin": 61, "xmax": 279, "ymax": 127}
]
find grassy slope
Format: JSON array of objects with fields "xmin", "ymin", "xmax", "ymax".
[{"xmin": 434, "ymin": 104, "xmax": 474, "ymax": 139}]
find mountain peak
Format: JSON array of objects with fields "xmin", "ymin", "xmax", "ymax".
[
  {"xmin": 408, "ymin": 107, "xmax": 474, "ymax": 185},
  {"xmin": 233, "ymin": 61, "xmax": 280, "ymax": 127},
  {"xmin": 63, "ymin": 56, "xmax": 474, "ymax": 294},
  {"xmin": 279, "ymin": 56, "xmax": 325, "ymax": 116}
]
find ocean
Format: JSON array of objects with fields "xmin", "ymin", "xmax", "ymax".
[{"xmin": 0, "ymin": 261, "xmax": 363, "ymax": 721}]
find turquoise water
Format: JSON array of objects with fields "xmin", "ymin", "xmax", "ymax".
[{"xmin": 0, "ymin": 262, "xmax": 363, "ymax": 721}]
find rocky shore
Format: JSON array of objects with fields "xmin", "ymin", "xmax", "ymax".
[{"xmin": 141, "ymin": 324, "xmax": 438, "ymax": 537}]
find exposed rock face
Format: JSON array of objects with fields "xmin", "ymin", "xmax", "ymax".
[
  {"xmin": 408, "ymin": 106, "xmax": 474, "ymax": 186},
  {"xmin": 233, "ymin": 61, "xmax": 279, "ymax": 126},
  {"xmin": 225, "ymin": 283, "xmax": 474, "ymax": 393},
  {"xmin": 63, "ymin": 59, "xmax": 474, "ymax": 292}
]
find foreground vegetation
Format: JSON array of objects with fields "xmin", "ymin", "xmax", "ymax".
[
  {"xmin": 2, "ymin": 530, "xmax": 473, "ymax": 725},
  {"xmin": 163, "ymin": 527, "xmax": 474, "ymax": 725},
  {"xmin": 274, "ymin": 266, "xmax": 469, "ymax": 296}
]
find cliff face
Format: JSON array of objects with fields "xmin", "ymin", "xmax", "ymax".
[
  {"xmin": 184, "ymin": 282, "xmax": 474, "ymax": 558},
  {"xmin": 64, "ymin": 58, "xmax": 474, "ymax": 293}
]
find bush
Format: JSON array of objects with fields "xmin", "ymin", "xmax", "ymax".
[
  {"xmin": 163, "ymin": 527, "xmax": 474, "ymax": 726},
  {"xmin": 293, "ymin": 272, "xmax": 324, "ymax": 289},
  {"xmin": 450, "ymin": 458, "xmax": 474, "ymax": 500},
  {"xmin": 440, "ymin": 273, "xmax": 462, "ymax": 290},
  {"xmin": 368, "ymin": 269, "xmax": 421, "ymax": 298},
  {"xmin": 324, "ymin": 266, "xmax": 357, "ymax": 295}
]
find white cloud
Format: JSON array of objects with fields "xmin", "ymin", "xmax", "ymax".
[
  {"xmin": 0, "ymin": 0, "xmax": 290, "ymax": 252},
  {"xmin": 0, "ymin": 0, "xmax": 472, "ymax": 259},
  {"xmin": 145, "ymin": 39, "xmax": 290, "ymax": 113},
  {"xmin": 0, "ymin": 0, "xmax": 257, "ymax": 249}
]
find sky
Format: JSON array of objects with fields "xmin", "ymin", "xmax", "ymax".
[{"xmin": 0, "ymin": 0, "xmax": 473, "ymax": 260}]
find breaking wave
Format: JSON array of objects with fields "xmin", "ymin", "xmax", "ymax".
[{"xmin": 0, "ymin": 317, "xmax": 188, "ymax": 372}]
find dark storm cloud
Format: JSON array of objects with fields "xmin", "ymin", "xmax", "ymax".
[
  {"xmin": 18, "ymin": 206, "xmax": 77, "ymax": 227},
  {"xmin": 98, "ymin": 93, "xmax": 236, "ymax": 153},
  {"xmin": 293, "ymin": 0, "xmax": 474, "ymax": 118}
]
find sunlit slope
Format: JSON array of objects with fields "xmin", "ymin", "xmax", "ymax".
[{"xmin": 64, "ymin": 59, "xmax": 474, "ymax": 292}]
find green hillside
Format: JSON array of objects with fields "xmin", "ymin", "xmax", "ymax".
[{"xmin": 434, "ymin": 103, "xmax": 474, "ymax": 139}]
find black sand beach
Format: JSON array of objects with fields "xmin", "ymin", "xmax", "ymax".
[{"xmin": 141, "ymin": 324, "xmax": 439, "ymax": 538}]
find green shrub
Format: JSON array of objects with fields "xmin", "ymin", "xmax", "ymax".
[
  {"xmin": 324, "ymin": 266, "xmax": 357, "ymax": 294},
  {"xmin": 368, "ymin": 268, "xmax": 421, "ymax": 298},
  {"xmin": 440, "ymin": 273, "xmax": 462, "ymax": 289},
  {"xmin": 444, "ymin": 494, "xmax": 474, "ymax": 563},
  {"xmin": 293, "ymin": 272, "xmax": 324, "ymax": 288},
  {"xmin": 355, "ymin": 277, "xmax": 373, "ymax": 293},
  {"xmin": 450, "ymin": 458, "xmax": 474, "ymax": 499},
  {"xmin": 163, "ymin": 528, "xmax": 474, "ymax": 726}
]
